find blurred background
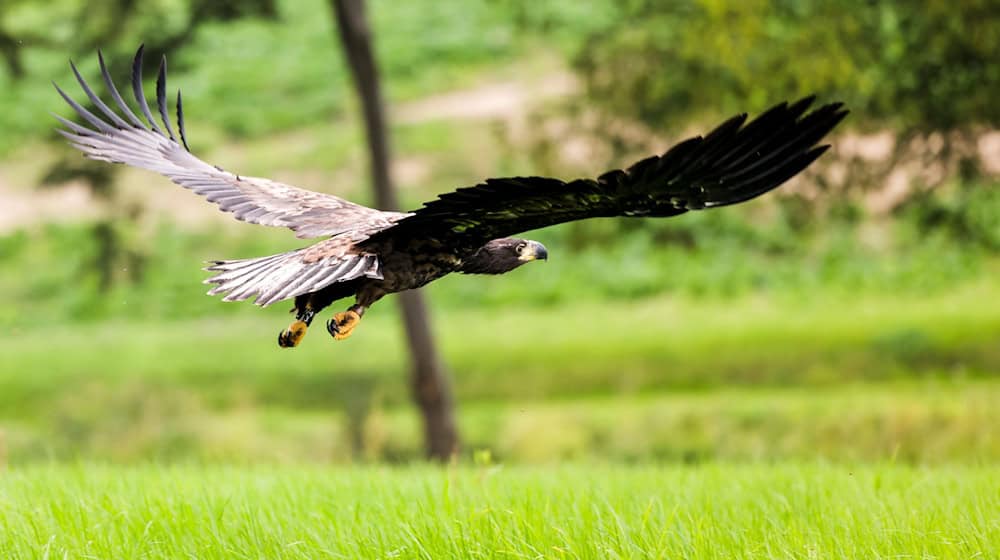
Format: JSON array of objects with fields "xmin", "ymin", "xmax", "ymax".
[{"xmin": 0, "ymin": 0, "xmax": 997, "ymax": 465}]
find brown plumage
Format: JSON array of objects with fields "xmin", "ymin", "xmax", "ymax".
[{"xmin": 55, "ymin": 46, "xmax": 847, "ymax": 345}]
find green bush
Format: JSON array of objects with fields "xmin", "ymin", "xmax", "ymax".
[{"xmin": 570, "ymin": 0, "xmax": 1000, "ymax": 132}]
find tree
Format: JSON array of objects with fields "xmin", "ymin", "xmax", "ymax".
[
  {"xmin": 569, "ymin": 1, "xmax": 999, "ymax": 134},
  {"xmin": 330, "ymin": 0, "xmax": 459, "ymax": 461}
]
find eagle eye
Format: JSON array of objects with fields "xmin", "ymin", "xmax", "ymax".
[{"xmin": 515, "ymin": 242, "xmax": 526, "ymax": 254}]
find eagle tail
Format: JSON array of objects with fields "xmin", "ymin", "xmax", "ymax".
[{"xmin": 203, "ymin": 249, "xmax": 380, "ymax": 307}]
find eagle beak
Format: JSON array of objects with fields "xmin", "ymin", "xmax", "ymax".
[{"xmin": 520, "ymin": 241, "xmax": 548, "ymax": 262}]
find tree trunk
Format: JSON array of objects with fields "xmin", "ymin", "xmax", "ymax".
[{"xmin": 330, "ymin": 0, "xmax": 459, "ymax": 461}]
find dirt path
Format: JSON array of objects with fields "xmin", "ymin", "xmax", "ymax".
[
  {"xmin": 0, "ymin": 179, "xmax": 99, "ymax": 232},
  {"xmin": 393, "ymin": 72, "xmax": 577, "ymax": 124}
]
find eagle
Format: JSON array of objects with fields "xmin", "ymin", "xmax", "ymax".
[{"xmin": 55, "ymin": 46, "xmax": 847, "ymax": 347}]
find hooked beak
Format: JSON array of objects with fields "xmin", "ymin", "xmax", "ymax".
[{"xmin": 519, "ymin": 241, "xmax": 548, "ymax": 262}]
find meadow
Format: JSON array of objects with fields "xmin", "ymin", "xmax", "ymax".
[
  {"xmin": 1, "ymin": 271, "xmax": 997, "ymax": 464},
  {"xmin": 1, "ymin": 463, "xmax": 997, "ymax": 559}
]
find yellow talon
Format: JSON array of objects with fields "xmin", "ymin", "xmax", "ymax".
[
  {"xmin": 327, "ymin": 310, "xmax": 361, "ymax": 340},
  {"xmin": 278, "ymin": 320, "xmax": 308, "ymax": 348}
]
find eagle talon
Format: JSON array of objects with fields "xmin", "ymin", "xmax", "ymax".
[
  {"xmin": 278, "ymin": 320, "xmax": 308, "ymax": 348},
  {"xmin": 327, "ymin": 310, "xmax": 361, "ymax": 341}
]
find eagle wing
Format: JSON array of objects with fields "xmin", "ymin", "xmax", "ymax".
[
  {"xmin": 202, "ymin": 232, "xmax": 384, "ymax": 307},
  {"xmin": 54, "ymin": 46, "xmax": 407, "ymax": 239},
  {"xmin": 367, "ymin": 97, "xmax": 847, "ymax": 249}
]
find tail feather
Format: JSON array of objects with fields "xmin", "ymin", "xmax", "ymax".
[{"xmin": 204, "ymin": 249, "xmax": 381, "ymax": 307}]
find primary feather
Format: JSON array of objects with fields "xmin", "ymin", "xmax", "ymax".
[
  {"xmin": 54, "ymin": 46, "xmax": 408, "ymax": 241},
  {"xmin": 365, "ymin": 96, "xmax": 847, "ymax": 250}
]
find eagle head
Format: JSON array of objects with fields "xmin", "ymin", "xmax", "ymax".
[{"xmin": 460, "ymin": 238, "xmax": 548, "ymax": 275}]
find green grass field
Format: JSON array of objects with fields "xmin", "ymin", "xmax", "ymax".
[
  {"xmin": 0, "ymin": 463, "xmax": 996, "ymax": 559},
  {"xmin": 2, "ymin": 281, "xmax": 997, "ymax": 464},
  {"xmin": 5, "ymin": 278, "xmax": 998, "ymax": 399}
]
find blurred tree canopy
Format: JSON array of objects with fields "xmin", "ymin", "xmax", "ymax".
[
  {"xmin": 568, "ymin": 0, "xmax": 999, "ymax": 134},
  {"xmin": 0, "ymin": 0, "xmax": 278, "ymax": 68},
  {"xmin": 502, "ymin": 0, "xmax": 999, "ymax": 230}
]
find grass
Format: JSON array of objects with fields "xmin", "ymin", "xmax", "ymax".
[
  {"xmin": 0, "ymin": 463, "xmax": 996, "ymax": 558},
  {"xmin": 3, "ymin": 280, "xmax": 997, "ymax": 407},
  {"xmin": 4, "ymin": 377, "xmax": 999, "ymax": 465},
  {"xmin": 1, "ymin": 282, "xmax": 997, "ymax": 463},
  {"xmin": 424, "ymin": 381, "xmax": 1000, "ymax": 464}
]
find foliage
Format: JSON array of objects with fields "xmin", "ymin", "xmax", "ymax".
[
  {"xmin": 2, "ymin": 0, "xmax": 996, "ymax": 152},
  {"xmin": 899, "ymin": 181, "xmax": 1000, "ymax": 251},
  {"xmin": 499, "ymin": 0, "xmax": 1000, "ymax": 220},
  {"xmin": 0, "ymin": 0, "xmax": 548, "ymax": 155},
  {"xmin": 569, "ymin": 0, "xmax": 1000, "ymax": 133}
]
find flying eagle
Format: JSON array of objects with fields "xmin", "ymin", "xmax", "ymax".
[{"xmin": 55, "ymin": 47, "xmax": 847, "ymax": 346}]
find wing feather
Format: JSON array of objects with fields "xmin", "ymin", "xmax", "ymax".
[
  {"xmin": 366, "ymin": 97, "xmax": 847, "ymax": 248},
  {"xmin": 204, "ymin": 239, "xmax": 382, "ymax": 307},
  {"xmin": 98, "ymin": 50, "xmax": 148, "ymax": 129},
  {"xmin": 156, "ymin": 56, "xmax": 178, "ymax": 142},
  {"xmin": 130, "ymin": 45, "xmax": 163, "ymax": 134},
  {"xmin": 55, "ymin": 46, "xmax": 409, "ymax": 239}
]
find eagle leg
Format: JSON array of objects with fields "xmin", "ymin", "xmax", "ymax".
[
  {"xmin": 278, "ymin": 306, "xmax": 316, "ymax": 348},
  {"xmin": 327, "ymin": 304, "xmax": 365, "ymax": 341}
]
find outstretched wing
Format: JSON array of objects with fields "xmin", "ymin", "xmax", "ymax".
[
  {"xmin": 368, "ymin": 97, "xmax": 846, "ymax": 249},
  {"xmin": 54, "ymin": 46, "xmax": 407, "ymax": 239}
]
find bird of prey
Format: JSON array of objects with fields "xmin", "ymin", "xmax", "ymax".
[{"xmin": 55, "ymin": 46, "xmax": 847, "ymax": 347}]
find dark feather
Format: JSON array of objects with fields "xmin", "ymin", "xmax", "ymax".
[
  {"xmin": 130, "ymin": 45, "xmax": 162, "ymax": 134},
  {"xmin": 52, "ymin": 81, "xmax": 114, "ymax": 134},
  {"xmin": 365, "ymin": 97, "xmax": 847, "ymax": 250},
  {"xmin": 176, "ymin": 90, "xmax": 190, "ymax": 151},
  {"xmin": 69, "ymin": 60, "xmax": 131, "ymax": 130},
  {"xmin": 156, "ymin": 55, "xmax": 177, "ymax": 142},
  {"xmin": 98, "ymin": 50, "xmax": 146, "ymax": 129}
]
